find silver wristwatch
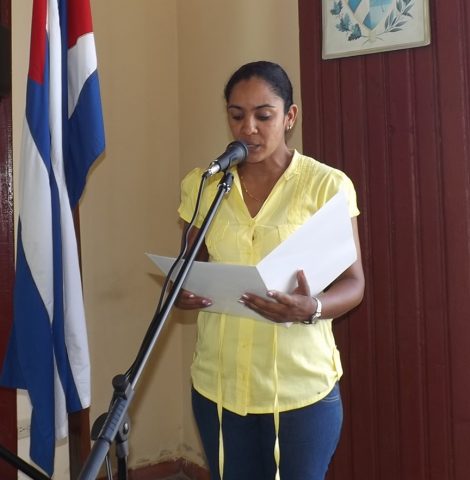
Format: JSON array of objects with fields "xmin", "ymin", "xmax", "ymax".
[{"xmin": 302, "ymin": 296, "xmax": 322, "ymax": 325}]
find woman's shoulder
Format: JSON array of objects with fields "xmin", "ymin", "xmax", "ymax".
[
  {"xmin": 180, "ymin": 166, "xmax": 232, "ymax": 205},
  {"xmin": 181, "ymin": 166, "xmax": 229, "ymax": 186},
  {"xmin": 181, "ymin": 166, "xmax": 204, "ymax": 184},
  {"xmin": 293, "ymin": 150, "xmax": 353, "ymax": 184},
  {"xmin": 291, "ymin": 150, "xmax": 359, "ymax": 215}
]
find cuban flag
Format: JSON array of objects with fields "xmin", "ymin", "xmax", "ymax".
[{"xmin": 0, "ymin": 0, "xmax": 105, "ymax": 475}]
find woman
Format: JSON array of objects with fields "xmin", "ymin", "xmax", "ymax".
[{"xmin": 176, "ymin": 61, "xmax": 365, "ymax": 480}]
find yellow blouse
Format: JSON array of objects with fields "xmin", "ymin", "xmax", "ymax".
[{"xmin": 178, "ymin": 150, "xmax": 359, "ymax": 415}]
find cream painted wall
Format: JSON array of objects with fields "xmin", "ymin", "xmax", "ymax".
[
  {"xmin": 11, "ymin": 1, "xmax": 301, "ymax": 477},
  {"xmin": 80, "ymin": 0, "xmax": 183, "ymax": 473}
]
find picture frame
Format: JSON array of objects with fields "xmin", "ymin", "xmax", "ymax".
[{"xmin": 322, "ymin": 0, "xmax": 431, "ymax": 59}]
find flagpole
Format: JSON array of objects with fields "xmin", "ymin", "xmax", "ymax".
[{"xmin": 78, "ymin": 171, "xmax": 234, "ymax": 480}]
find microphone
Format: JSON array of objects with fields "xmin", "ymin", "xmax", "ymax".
[{"xmin": 204, "ymin": 141, "xmax": 248, "ymax": 177}]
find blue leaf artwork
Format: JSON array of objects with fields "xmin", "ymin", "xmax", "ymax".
[{"xmin": 329, "ymin": 0, "xmax": 416, "ymax": 43}]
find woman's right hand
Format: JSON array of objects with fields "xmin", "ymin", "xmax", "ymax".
[
  {"xmin": 175, "ymin": 288, "xmax": 213, "ymax": 310},
  {"xmin": 176, "ymin": 223, "xmax": 211, "ymax": 310}
]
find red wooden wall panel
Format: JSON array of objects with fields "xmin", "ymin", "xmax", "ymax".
[
  {"xmin": 0, "ymin": 0, "xmax": 17, "ymax": 479},
  {"xmin": 299, "ymin": 1, "xmax": 470, "ymax": 479}
]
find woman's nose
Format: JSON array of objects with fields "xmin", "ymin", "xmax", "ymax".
[{"xmin": 241, "ymin": 118, "xmax": 257, "ymax": 134}]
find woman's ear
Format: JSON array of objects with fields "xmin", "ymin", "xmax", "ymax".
[
  {"xmin": 288, "ymin": 104, "xmax": 298, "ymax": 126},
  {"xmin": 286, "ymin": 104, "xmax": 299, "ymax": 131}
]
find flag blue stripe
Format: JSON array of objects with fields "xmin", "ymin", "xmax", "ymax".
[
  {"xmin": 49, "ymin": 169, "xmax": 83, "ymax": 412},
  {"xmin": 65, "ymin": 71, "xmax": 105, "ymax": 208},
  {"xmin": 2, "ymin": 224, "xmax": 56, "ymax": 475}
]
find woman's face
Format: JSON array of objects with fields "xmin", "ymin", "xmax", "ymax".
[{"xmin": 226, "ymin": 77, "xmax": 297, "ymax": 165}]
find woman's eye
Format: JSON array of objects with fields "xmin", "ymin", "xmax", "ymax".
[{"xmin": 257, "ymin": 115, "xmax": 270, "ymax": 121}]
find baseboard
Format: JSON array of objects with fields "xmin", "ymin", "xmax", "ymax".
[{"xmin": 101, "ymin": 458, "xmax": 210, "ymax": 480}]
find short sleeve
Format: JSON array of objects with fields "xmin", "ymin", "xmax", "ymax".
[
  {"xmin": 340, "ymin": 174, "xmax": 360, "ymax": 217},
  {"xmin": 177, "ymin": 167, "xmax": 205, "ymax": 226}
]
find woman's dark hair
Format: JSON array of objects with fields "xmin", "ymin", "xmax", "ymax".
[{"xmin": 224, "ymin": 61, "xmax": 294, "ymax": 113}]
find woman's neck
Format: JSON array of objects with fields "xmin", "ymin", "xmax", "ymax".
[{"xmin": 237, "ymin": 147, "xmax": 294, "ymax": 178}]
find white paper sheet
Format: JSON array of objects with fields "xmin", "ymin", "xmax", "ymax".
[{"xmin": 147, "ymin": 190, "xmax": 357, "ymax": 321}]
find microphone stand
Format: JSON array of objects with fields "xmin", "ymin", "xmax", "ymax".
[{"xmin": 78, "ymin": 171, "xmax": 234, "ymax": 480}]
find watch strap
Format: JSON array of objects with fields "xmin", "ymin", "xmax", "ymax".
[{"xmin": 302, "ymin": 296, "xmax": 322, "ymax": 325}]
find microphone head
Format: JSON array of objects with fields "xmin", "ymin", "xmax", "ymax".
[
  {"xmin": 222, "ymin": 140, "xmax": 249, "ymax": 166},
  {"xmin": 204, "ymin": 140, "xmax": 249, "ymax": 177}
]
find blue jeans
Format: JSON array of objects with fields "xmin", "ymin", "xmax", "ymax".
[{"xmin": 192, "ymin": 383, "xmax": 343, "ymax": 480}]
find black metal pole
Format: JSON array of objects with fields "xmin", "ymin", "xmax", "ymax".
[
  {"xmin": 78, "ymin": 171, "xmax": 234, "ymax": 480},
  {"xmin": 0, "ymin": 443, "xmax": 51, "ymax": 480}
]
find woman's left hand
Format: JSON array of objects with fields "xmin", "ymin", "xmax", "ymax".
[
  {"xmin": 240, "ymin": 217, "xmax": 365, "ymax": 324},
  {"xmin": 239, "ymin": 270, "xmax": 315, "ymax": 324}
]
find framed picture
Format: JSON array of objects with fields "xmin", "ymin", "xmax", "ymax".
[{"xmin": 322, "ymin": 0, "xmax": 431, "ymax": 59}]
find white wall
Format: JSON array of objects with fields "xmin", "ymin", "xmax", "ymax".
[{"xmin": 11, "ymin": 1, "xmax": 301, "ymax": 477}]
